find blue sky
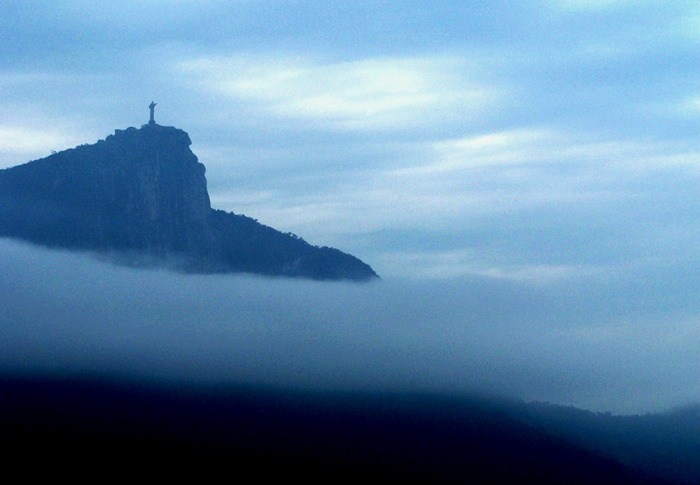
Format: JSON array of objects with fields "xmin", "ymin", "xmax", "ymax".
[{"xmin": 1, "ymin": 0, "xmax": 698, "ymax": 281}]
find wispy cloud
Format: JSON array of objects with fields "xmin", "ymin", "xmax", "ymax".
[
  {"xmin": 177, "ymin": 54, "xmax": 499, "ymax": 130},
  {"xmin": 208, "ymin": 124, "xmax": 699, "ymax": 281},
  {"xmin": 214, "ymin": 130, "xmax": 694, "ymax": 230},
  {"xmin": 374, "ymin": 248, "xmax": 610, "ymax": 283},
  {"xmin": 400, "ymin": 129, "xmax": 551, "ymax": 174},
  {"xmin": 680, "ymin": 94, "xmax": 700, "ymax": 116},
  {"xmin": 551, "ymin": 0, "xmax": 634, "ymax": 11},
  {"xmin": 397, "ymin": 129, "xmax": 700, "ymax": 177},
  {"xmin": 0, "ymin": 125, "xmax": 81, "ymax": 168}
]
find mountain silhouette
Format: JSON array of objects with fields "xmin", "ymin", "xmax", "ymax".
[
  {"xmin": 0, "ymin": 376, "xmax": 674, "ymax": 484},
  {"xmin": 0, "ymin": 121, "xmax": 377, "ymax": 281}
]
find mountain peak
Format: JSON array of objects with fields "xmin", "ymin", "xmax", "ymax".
[
  {"xmin": 0, "ymin": 121, "xmax": 378, "ymax": 281},
  {"xmin": 106, "ymin": 123, "xmax": 193, "ymax": 147}
]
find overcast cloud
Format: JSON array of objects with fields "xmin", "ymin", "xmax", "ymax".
[{"xmin": 1, "ymin": 0, "xmax": 697, "ymax": 280}]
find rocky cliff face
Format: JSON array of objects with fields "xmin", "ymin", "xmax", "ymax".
[{"xmin": 0, "ymin": 124, "xmax": 377, "ymax": 281}]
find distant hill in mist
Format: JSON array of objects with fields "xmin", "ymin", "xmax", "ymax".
[
  {"xmin": 0, "ymin": 122, "xmax": 377, "ymax": 281},
  {"xmin": 511, "ymin": 401, "xmax": 700, "ymax": 485}
]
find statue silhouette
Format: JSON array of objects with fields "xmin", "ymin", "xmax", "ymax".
[{"xmin": 149, "ymin": 101, "xmax": 157, "ymax": 124}]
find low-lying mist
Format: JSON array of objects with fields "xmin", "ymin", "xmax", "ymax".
[{"xmin": 1, "ymin": 238, "xmax": 698, "ymax": 415}]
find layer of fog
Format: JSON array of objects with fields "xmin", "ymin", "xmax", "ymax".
[{"xmin": 1, "ymin": 238, "xmax": 698, "ymax": 415}]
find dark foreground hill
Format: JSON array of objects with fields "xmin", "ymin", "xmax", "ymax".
[
  {"xmin": 0, "ymin": 375, "xmax": 674, "ymax": 484},
  {"xmin": 0, "ymin": 123, "xmax": 377, "ymax": 281}
]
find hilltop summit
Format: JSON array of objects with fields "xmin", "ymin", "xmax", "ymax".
[{"xmin": 0, "ymin": 121, "xmax": 378, "ymax": 281}]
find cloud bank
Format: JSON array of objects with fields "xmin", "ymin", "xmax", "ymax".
[
  {"xmin": 2, "ymin": 239, "xmax": 698, "ymax": 415},
  {"xmin": 177, "ymin": 54, "xmax": 497, "ymax": 131}
]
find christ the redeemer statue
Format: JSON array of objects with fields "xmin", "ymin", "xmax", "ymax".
[{"xmin": 149, "ymin": 101, "xmax": 157, "ymax": 124}]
